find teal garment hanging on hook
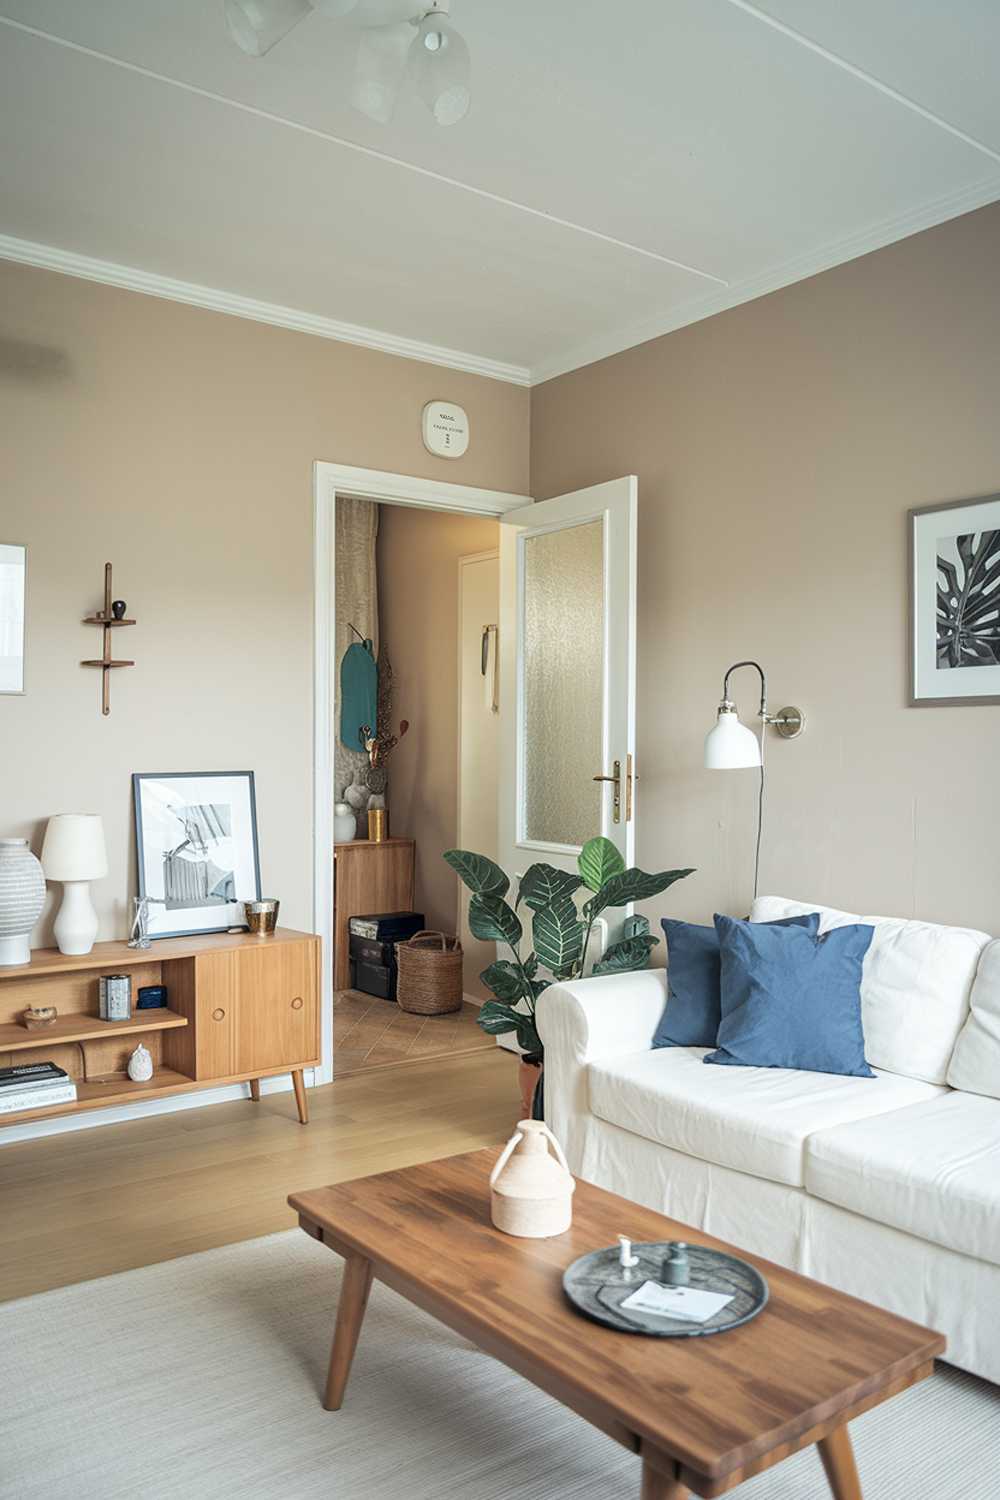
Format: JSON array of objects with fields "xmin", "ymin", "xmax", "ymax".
[{"xmin": 340, "ymin": 637, "xmax": 378, "ymax": 752}]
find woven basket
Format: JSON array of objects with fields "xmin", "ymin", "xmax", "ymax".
[{"xmin": 396, "ymin": 930, "xmax": 464, "ymax": 1015}]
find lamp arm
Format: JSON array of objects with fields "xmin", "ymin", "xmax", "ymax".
[{"xmin": 722, "ymin": 659, "xmax": 768, "ymax": 720}]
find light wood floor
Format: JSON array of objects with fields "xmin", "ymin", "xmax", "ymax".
[
  {"xmin": 0, "ymin": 1047, "xmax": 517, "ymax": 1304},
  {"xmin": 334, "ymin": 989, "xmax": 493, "ymax": 1075}
]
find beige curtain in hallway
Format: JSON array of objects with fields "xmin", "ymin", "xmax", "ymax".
[{"xmin": 334, "ymin": 496, "xmax": 379, "ymax": 800}]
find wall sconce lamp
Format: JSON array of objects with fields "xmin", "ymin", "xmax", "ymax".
[{"xmin": 704, "ymin": 660, "xmax": 804, "ymax": 897}]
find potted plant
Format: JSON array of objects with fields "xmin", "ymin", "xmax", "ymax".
[{"xmin": 444, "ymin": 837, "xmax": 694, "ymax": 1118}]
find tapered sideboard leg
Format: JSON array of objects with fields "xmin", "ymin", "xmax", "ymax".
[{"xmin": 291, "ymin": 1068, "xmax": 308, "ymax": 1124}]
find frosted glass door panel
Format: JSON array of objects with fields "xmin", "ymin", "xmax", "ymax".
[{"xmin": 522, "ymin": 520, "xmax": 604, "ymax": 847}]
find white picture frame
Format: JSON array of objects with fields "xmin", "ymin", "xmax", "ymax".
[
  {"xmin": 0, "ymin": 543, "xmax": 26, "ymax": 694},
  {"xmin": 133, "ymin": 771, "xmax": 262, "ymax": 939},
  {"xmin": 909, "ymin": 493, "xmax": 1000, "ymax": 706}
]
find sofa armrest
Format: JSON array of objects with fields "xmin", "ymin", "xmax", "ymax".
[{"xmin": 536, "ymin": 970, "xmax": 666, "ymax": 1171}]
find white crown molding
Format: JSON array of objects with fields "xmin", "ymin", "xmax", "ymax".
[
  {"xmin": 531, "ymin": 174, "xmax": 1000, "ymax": 385},
  {"xmin": 0, "ymin": 233, "xmax": 532, "ymax": 387}
]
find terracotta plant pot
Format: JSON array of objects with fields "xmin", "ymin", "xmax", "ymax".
[{"xmin": 518, "ymin": 1058, "xmax": 543, "ymax": 1121}]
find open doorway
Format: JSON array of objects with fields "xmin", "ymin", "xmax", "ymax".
[{"xmin": 313, "ymin": 463, "xmax": 530, "ymax": 1085}]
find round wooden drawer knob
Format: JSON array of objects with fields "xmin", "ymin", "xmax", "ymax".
[
  {"xmin": 291, "ymin": 996, "xmax": 304, "ymax": 1010},
  {"xmin": 212, "ymin": 1008, "xmax": 226, "ymax": 1021}
]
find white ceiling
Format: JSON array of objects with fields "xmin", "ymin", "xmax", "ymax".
[{"xmin": 2, "ymin": 0, "xmax": 999, "ymax": 384}]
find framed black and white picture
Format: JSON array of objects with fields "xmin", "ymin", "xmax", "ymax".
[
  {"xmin": 910, "ymin": 493, "xmax": 1000, "ymax": 706},
  {"xmin": 133, "ymin": 771, "xmax": 261, "ymax": 939},
  {"xmin": 0, "ymin": 543, "xmax": 26, "ymax": 695}
]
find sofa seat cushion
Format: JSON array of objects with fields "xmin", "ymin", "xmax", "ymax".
[
  {"xmin": 751, "ymin": 895, "xmax": 991, "ymax": 1085},
  {"xmin": 805, "ymin": 1092, "xmax": 1000, "ymax": 1267},
  {"xmin": 587, "ymin": 1047, "xmax": 943, "ymax": 1187}
]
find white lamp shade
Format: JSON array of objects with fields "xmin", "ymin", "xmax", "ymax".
[
  {"xmin": 41, "ymin": 814, "xmax": 108, "ymax": 881},
  {"xmin": 224, "ymin": 0, "xmax": 311, "ymax": 56},
  {"xmin": 704, "ymin": 707, "xmax": 761, "ymax": 769},
  {"xmin": 408, "ymin": 15, "xmax": 471, "ymax": 125}
]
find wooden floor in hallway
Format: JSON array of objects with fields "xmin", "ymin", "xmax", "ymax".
[
  {"xmin": 0, "ymin": 1046, "xmax": 518, "ymax": 1304},
  {"xmin": 333, "ymin": 988, "xmax": 494, "ymax": 1075}
]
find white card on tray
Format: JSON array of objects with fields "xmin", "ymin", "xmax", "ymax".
[{"xmin": 619, "ymin": 1280, "xmax": 733, "ymax": 1323}]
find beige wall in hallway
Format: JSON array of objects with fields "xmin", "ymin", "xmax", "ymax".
[
  {"xmin": 531, "ymin": 202, "xmax": 1000, "ymax": 936},
  {"xmin": 376, "ymin": 506, "xmax": 500, "ymax": 943},
  {"xmin": 0, "ymin": 260, "xmax": 528, "ymax": 947}
]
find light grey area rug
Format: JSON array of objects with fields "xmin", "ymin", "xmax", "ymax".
[{"xmin": 1, "ymin": 1231, "xmax": 997, "ymax": 1499}]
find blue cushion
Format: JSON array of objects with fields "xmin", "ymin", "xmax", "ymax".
[
  {"xmin": 705, "ymin": 914, "xmax": 875, "ymax": 1077},
  {"xmin": 653, "ymin": 911, "xmax": 820, "ymax": 1049}
]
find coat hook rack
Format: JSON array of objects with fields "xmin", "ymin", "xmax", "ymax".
[{"xmin": 82, "ymin": 562, "xmax": 135, "ymax": 715}]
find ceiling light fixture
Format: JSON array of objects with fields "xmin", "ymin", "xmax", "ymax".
[
  {"xmin": 223, "ymin": 0, "xmax": 471, "ymax": 126},
  {"xmin": 224, "ymin": 0, "xmax": 314, "ymax": 56}
]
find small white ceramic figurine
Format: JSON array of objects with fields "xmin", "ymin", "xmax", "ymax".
[{"xmin": 127, "ymin": 1043, "xmax": 154, "ymax": 1082}]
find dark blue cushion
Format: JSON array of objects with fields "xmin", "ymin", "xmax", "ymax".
[
  {"xmin": 653, "ymin": 911, "xmax": 820, "ymax": 1049},
  {"xmin": 705, "ymin": 914, "xmax": 875, "ymax": 1077}
]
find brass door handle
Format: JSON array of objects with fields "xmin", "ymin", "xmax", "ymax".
[
  {"xmin": 212, "ymin": 1008, "xmax": 226, "ymax": 1022},
  {"xmin": 593, "ymin": 760, "xmax": 622, "ymax": 823},
  {"xmin": 291, "ymin": 996, "xmax": 304, "ymax": 1010}
]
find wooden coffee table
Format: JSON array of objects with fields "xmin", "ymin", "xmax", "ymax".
[{"xmin": 289, "ymin": 1149, "xmax": 945, "ymax": 1498}]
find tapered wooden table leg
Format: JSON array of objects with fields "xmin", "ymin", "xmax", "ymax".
[
  {"xmin": 817, "ymin": 1424, "xmax": 862, "ymax": 1500},
  {"xmin": 291, "ymin": 1068, "xmax": 308, "ymax": 1123},
  {"xmin": 323, "ymin": 1254, "xmax": 374, "ymax": 1411},
  {"xmin": 640, "ymin": 1458, "xmax": 687, "ymax": 1498},
  {"xmin": 248, "ymin": 1078, "xmax": 260, "ymax": 1102}
]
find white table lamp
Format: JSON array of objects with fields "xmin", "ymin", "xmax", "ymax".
[{"xmin": 41, "ymin": 814, "xmax": 108, "ymax": 955}]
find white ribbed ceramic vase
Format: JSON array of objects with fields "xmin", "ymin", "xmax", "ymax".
[{"xmin": 0, "ymin": 839, "xmax": 45, "ymax": 966}]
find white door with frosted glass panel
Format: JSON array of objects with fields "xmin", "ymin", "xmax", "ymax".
[{"xmin": 497, "ymin": 477, "xmax": 637, "ymax": 957}]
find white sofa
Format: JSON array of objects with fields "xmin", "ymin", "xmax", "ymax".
[{"xmin": 539, "ymin": 895, "xmax": 1000, "ymax": 1383}]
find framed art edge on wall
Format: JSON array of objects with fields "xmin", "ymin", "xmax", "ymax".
[{"xmin": 908, "ymin": 491, "xmax": 1000, "ymax": 708}]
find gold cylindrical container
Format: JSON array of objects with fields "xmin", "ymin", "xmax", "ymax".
[
  {"xmin": 368, "ymin": 807, "xmax": 387, "ymax": 842},
  {"xmin": 245, "ymin": 898, "xmax": 279, "ymax": 935}
]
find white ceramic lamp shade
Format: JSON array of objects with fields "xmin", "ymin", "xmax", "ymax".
[
  {"xmin": 41, "ymin": 814, "xmax": 108, "ymax": 956},
  {"xmin": 704, "ymin": 705, "xmax": 762, "ymax": 769}
]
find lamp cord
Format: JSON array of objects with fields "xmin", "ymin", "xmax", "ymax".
[
  {"xmin": 754, "ymin": 735, "xmax": 765, "ymax": 901},
  {"xmin": 721, "ymin": 659, "xmax": 767, "ymax": 902}
]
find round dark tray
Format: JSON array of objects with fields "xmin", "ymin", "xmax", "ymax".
[{"xmin": 563, "ymin": 1241, "xmax": 768, "ymax": 1338}]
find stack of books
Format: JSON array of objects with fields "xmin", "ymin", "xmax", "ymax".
[{"xmin": 0, "ymin": 1062, "xmax": 78, "ymax": 1114}]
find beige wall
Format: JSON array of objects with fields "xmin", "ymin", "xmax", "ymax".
[
  {"xmin": 0, "ymin": 261, "xmax": 528, "ymax": 947},
  {"xmin": 531, "ymin": 202, "xmax": 1000, "ymax": 936},
  {"xmin": 376, "ymin": 505, "xmax": 499, "ymax": 942}
]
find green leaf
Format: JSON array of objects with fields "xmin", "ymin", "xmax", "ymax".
[
  {"xmin": 622, "ymin": 913, "xmax": 651, "ymax": 940},
  {"xmin": 532, "ymin": 896, "xmax": 585, "ymax": 975},
  {"xmin": 443, "ymin": 849, "xmax": 510, "ymax": 900},
  {"xmin": 477, "ymin": 1001, "xmax": 540, "ymax": 1054},
  {"xmin": 517, "ymin": 862, "xmax": 583, "ymax": 911},
  {"xmin": 591, "ymin": 933, "xmax": 659, "ymax": 976},
  {"xmin": 468, "ymin": 894, "xmax": 522, "ymax": 947},
  {"xmin": 586, "ymin": 866, "xmax": 695, "ymax": 918},
  {"xmin": 523, "ymin": 952, "xmax": 539, "ymax": 980},
  {"xmin": 578, "ymin": 836, "xmax": 626, "ymax": 893},
  {"xmin": 480, "ymin": 960, "xmax": 527, "ymax": 1003}
]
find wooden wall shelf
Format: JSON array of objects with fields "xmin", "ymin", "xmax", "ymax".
[
  {"xmin": 0, "ymin": 929, "xmax": 320, "ymax": 1129},
  {"xmin": 81, "ymin": 561, "xmax": 136, "ymax": 715}
]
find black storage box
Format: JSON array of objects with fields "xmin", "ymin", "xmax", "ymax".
[{"xmin": 347, "ymin": 911, "xmax": 425, "ymax": 1002}]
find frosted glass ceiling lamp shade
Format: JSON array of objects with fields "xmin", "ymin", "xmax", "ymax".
[
  {"xmin": 352, "ymin": 21, "xmax": 414, "ymax": 124},
  {"xmin": 224, "ymin": 0, "xmax": 312, "ymax": 56},
  {"xmin": 704, "ymin": 704, "xmax": 761, "ymax": 769},
  {"xmin": 409, "ymin": 14, "xmax": 471, "ymax": 125},
  {"xmin": 41, "ymin": 814, "xmax": 108, "ymax": 956}
]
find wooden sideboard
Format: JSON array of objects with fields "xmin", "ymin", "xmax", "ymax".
[
  {"xmin": 0, "ymin": 928, "xmax": 320, "ymax": 1128},
  {"xmin": 333, "ymin": 838, "xmax": 415, "ymax": 990}
]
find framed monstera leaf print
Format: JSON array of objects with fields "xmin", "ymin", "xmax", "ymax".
[{"xmin": 910, "ymin": 492, "xmax": 1000, "ymax": 705}]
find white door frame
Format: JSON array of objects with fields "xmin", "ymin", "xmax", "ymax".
[{"xmin": 313, "ymin": 462, "xmax": 530, "ymax": 1083}]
